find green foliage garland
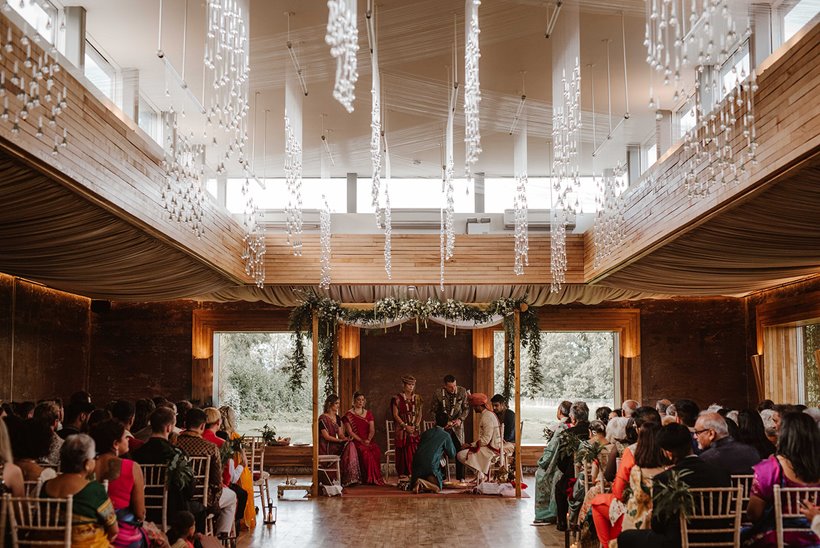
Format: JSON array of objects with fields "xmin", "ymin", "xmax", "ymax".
[{"xmin": 286, "ymin": 293, "xmax": 541, "ymax": 399}]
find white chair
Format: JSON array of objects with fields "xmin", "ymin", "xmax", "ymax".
[
  {"xmin": 22, "ymin": 480, "xmax": 42, "ymax": 498},
  {"xmin": 679, "ymin": 485, "xmax": 743, "ymax": 548},
  {"xmin": 773, "ymin": 484, "xmax": 820, "ymax": 548},
  {"xmin": 317, "ymin": 454, "xmax": 342, "ymax": 486},
  {"xmin": 242, "ymin": 436, "xmax": 275, "ymax": 524},
  {"xmin": 141, "ymin": 464, "xmax": 169, "ymax": 531},
  {"xmin": 4, "ymin": 493, "xmax": 73, "ymax": 547},
  {"xmin": 422, "ymin": 420, "xmax": 434, "ymax": 432},
  {"xmin": 384, "ymin": 420, "xmax": 396, "ymax": 481}
]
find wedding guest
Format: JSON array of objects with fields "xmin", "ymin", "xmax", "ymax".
[
  {"xmin": 456, "ymin": 393, "xmax": 501, "ymax": 483},
  {"xmin": 757, "ymin": 399, "xmax": 775, "ymax": 412},
  {"xmin": 595, "ymin": 406, "xmax": 612, "ymax": 425},
  {"xmin": 219, "ymin": 405, "xmax": 255, "ymax": 528},
  {"xmin": 34, "ymin": 400, "xmax": 63, "ymax": 466},
  {"xmin": 132, "ymin": 399, "xmax": 156, "ymax": 442},
  {"xmin": 203, "ymin": 407, "xmax": 248, "ymax": 530},
  {"xmin": 90, "ymin": 419, "xmax": 146, "ymax": 548},
  {"xmin": 42, "ymin": 434, "xmax": 119, "ymax": 546},
  {"xmin": 554, "ymin": 402, "xmax": 591, "ymax": 531},
  {"xmin": 411, "ymin": 412, "xmax": 457, "ymax": 493},
  {"xmin": 10, "ymin": 418, "xmax": 57, "ymax": 482},
  {"xmin": 491, "ymin": 394, "xmax": 516, "ymax": 444},
  {"xmin": 654, "ymin": 399, "xmax": 672, "ymax": 417},
  {"xmin": 167, "ymin": 511, "xmax": 197, "ymax": 548},
  {"xmin": 391, "ymin": 374, "xmax": 423, "ymax": 477},
  {"xmin": 759, "ymin": 408, "xmax": 778, "ymax": 445},
  {"xmin": 673, "ymin": 399, "xmax": 701, "ymax": 453},
  {"xmin": 694, "ymin": 411, "xmax": 761, "ymax": 475},
  {"xmin": 69, "ymin": 391, "xmax": 92, "ymax": 406},
  {"xmin": 58, "ymin": 401, "xmax": 95, "ymax": 439},
  {"xmin": 318, "ymin": 395, "xmax": 360, "ymax": 486},
  {"xmin": 621, "ymin": 400, "xmax": 639, "ymax": 418},
  {"xmin": 343, "ymin": 392, "xmax": 384, "ymax": 485},
  {"xmin": 431, "ymin": 375, "xmax": 470, "ymax": 481},
  {"xmin": 87, "ymin": 408, "xmax": 112, "ymax": 431},
  {"xmin": 745, "ymin": 412, "xmax": 820, "ymax": 547},
  {"xmin": 175, "ymin": 401, "xmax": 193, "ymax": 431},
  {"xmin": 111, "ymin": 400, "xmax": 143, "ymax": 453},
  {"xmin": 533, "ymin": 401, "xmax": 573, "ymax": 525},
  {"xmin": 0, "ymin": 419, "xmax": 24, "ymax": 497}
]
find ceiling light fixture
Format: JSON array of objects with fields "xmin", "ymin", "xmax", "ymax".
[
  {"xmin": 464, "ymin": 0, "xmax": 482, "ymax": 183},
  {"xmin": 326, "ymin": 0, "xmax": 359, "ymax": 113}
]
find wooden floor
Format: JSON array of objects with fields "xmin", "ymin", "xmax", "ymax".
[{"xmin": 237, "ymin": 476, "xmax": 564, "ymax": 547}]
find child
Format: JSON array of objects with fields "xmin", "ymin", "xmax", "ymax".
[{"xmin": 167, "ymin": 511, "xmax": 196, "ymax": 548}]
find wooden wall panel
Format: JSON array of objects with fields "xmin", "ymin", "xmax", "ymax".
[
  {"xmin": 263, "ymin": 234, "xmax": 585, "ymax": 285},
  {"xmin": 585, "ymin": 23, "xmax": 820, "ymax": 282},
  {"xmin": 0, "ymin": 14, "xmax": 247, "ymax": 284}
]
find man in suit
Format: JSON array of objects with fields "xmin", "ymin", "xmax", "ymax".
[
  {"xmin": 430, "ymin": 374, "xmax": 470, "ymax": 481},
  {"xmin": 618, "ymin": 423, "xmax": 732, "ymax": 548},
  {"xmin": 695, "ymin": 411, "xmax": 762, "ymax": 475}
]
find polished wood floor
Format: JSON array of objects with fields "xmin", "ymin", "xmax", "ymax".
[{"xmin": 237, "ymin": 476, "xmax": 563, "ymax": 547}]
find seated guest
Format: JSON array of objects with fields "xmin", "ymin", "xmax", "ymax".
[
  {"xmin": 456, "ymin": 393, "xmax": 501, "ymax": 483},
  {"xmin": 167, "ymin": 511, "xmax": 197, "ymax": 548},
  {"xmin": 176, "ymin": 408, "xmax": 237, "ymax": 538},
  {"xmin": 490, "ymin": 394, "xmax": 516, "ymax": 444},
  {"xmin": 318, "ymin": 396, "xmax": 360, "ymax": 486},
  {"xmin": 58, "ymin": 401, "xmax": 95, "ymax": 439},
  {"xmin": 15, "ymin": 401, "xmax": 36, "ymax": 419},
  {"xmin": 577, "ymin": 420, "xmax": 615, "ymax": 521},
  {"xmin": 411, "ymin": 412, "xmax": 457, "ymax": 493},
  {"xmin": 203, "ymin": 407, "xmax": 248, "ymax": 531},
  {"xmin": 745, "ymin": 412, "xmax": 820, "ymax": 547},
  {"xmin": 595, "ymin": 406, "xmax": 612, "ymax": 425},
  {"xmin": 175, "ymin": 401, "xmax": 193, "ymax": 432},
  {"xmin": 622, "ymin": 399, "xmax": 639, "ymax": 418},
  {"xmin": 90, "ymin": 419, "xmax": 146, "ymax": 548},
  {"xmin": 431, "ymin": 375, "xmax": 470, "ymax": 481},
  {"xmin": 132, "ymin": 407, "xmax": 202, "ymax": 528},
  {"xmin": 618, "ymin": 423, "xmax": 731, "ymax": 548},
  {"xmin": 69, "ymin": 391, "xmax": 93, "ymax": 406},
  {"xmin": 533, "ymin": 400, "xmax": 573, "ymax": 525},
  {"xmin": 757, "ymin": 399, "xmax": 775, "ymax": 412},
  {"xmin": 694, "ymin": 411, "xmax": 761, "ymax": 475},
  {"xmin": 554, "ymin": 402, "xmax": 591, "ymax": 531},
  {"xmin": 591, "ymin": 407, "xmax": 665, "ymax": 545},
  {"xmin": 759, "ymin": 408, "xmax": 778, "ymax": 446},
  {"xmin": 33, "ymin": 400, "xmax": 63, "ymax": 466},
  {"xmin": 87, "ymin": 408, "xmax": 112, "ymax": 431},
  {"xmin": 42, "ymin": 434, "xmax": 119, "ymax": 546},
  {"xmin": 10, "ymin": 418, "xmax": 57, "ymax": 482},
  {"xmin": 654, "ymin": 399, "xmax": 672, "ymax": 417},
  {"xmin": 111, "ymin": 400, "xmax": 143, "ymax": 453},
  {"xmin": 0, "ymin": 419, "xmax": 25, "ymax": 496},
  {"xmin": 673, "ymin": 399, "xmax": 701, "ymax": 453},
  {"xmin": 219, "ymin": 405, "xmax": 255, "ymax": 528},
  {"xmin": 132, "ymin": 399, "xmax": 156, "ymax": 442},
  {"xmin": 800, "ymin": 503, "xmax": 820, "ymax": 539},
  {"xmin": 343, "ymin": 392, "xmax": 384, "ymax": 486}
]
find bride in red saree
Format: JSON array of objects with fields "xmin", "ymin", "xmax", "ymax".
[
  {"xmin": 318, "ymin": 395, "xmax": 360, "ymax": 486},
  {"xmin": 343, "ymin": 392, "xmax": 385, "ymax": 485}
]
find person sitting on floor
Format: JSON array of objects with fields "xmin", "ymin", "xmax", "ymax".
[
  {"xmin": 42, "ymin": 434, "xmax": 119, "ymax": 547},
  {"xmin": 617, "ymin": 423, "xmax": 731, "ymax": 548},
  {"xmin": 456, "ymin": 393, "xmax": 501, "ymax": 483},
  {"xmin": 694, "ymin": 411, "xmax": 761, "ymax": 475},
  {"xmin": 411, "ymin": 412, "xmax": 457, "ymax": 493},
  {"xmin": 176, "ymin": 408, "xmax": 237, "ymax": 539}
]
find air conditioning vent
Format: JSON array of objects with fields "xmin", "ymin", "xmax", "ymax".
[
  {"xmin": 257, "ymin": 209, "xmax": 321, "ymax": 229},
  {"xmin": 376, "ymin": 208, "xmax": 442, "ymax": 230},
  {"xmin": 502, "ymin": 209, "xmax": 575, "ymax": 231}
]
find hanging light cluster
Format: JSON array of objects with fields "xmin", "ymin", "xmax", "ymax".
[
  {"xmin": 319, "ymin": 196, "xmax": 332, "ymax": 289},
  {"xmin": 240, "ymin": 174, "xmax": 265, "ymax": 287},
  {"xmin": 204, "ymin": 0, "xmax": 250, "ymax": 176},
  {"xmin": 593, "ymin": 162, "xmax": 627, "ymax": 269},
  {"xmin": 682, "ymin": 64, "xmax": 757, "ymax": 198},
  {"xmin": 463, "ymin": 0, "xmax": 482, "ymax": 181},
  {"xmin": 550, "ymin": 60, "xmax": 581, "ymax": 292},
  {"xmin": 513, "ymin": 116, "xmax": 529, "ymax": 276},
  {"xmin": 0, "ymin": 24, "xmax": 69, "ymax": 156},
  {"xmin": 284, "ymin": 113, "xmax": 303, "ymax": 256},
  {"xmin": 162, "ymin": 130, "xmax": 206, "ymax": 238},
  {"xmin": 326, "ymin": 0, "xmax": 359, "ymax": 113}
]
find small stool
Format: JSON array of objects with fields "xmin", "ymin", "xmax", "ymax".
[{"xmin": 277, "ymin": 483, "xmax": 312, "ymax": 500}]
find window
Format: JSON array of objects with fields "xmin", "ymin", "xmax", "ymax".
[
  {"xmin": 484, "ymin": 177, "xmax": 603, "ymax": 214},
  {"xmin": 8, "ymin": 0, "xmax": 56, "ymax": 44},
  {"xmin": 215, "ymin": 332, "xmax": 324, "ymax": 443},
  {"xmin": 138, "ymin": 96, "xmax": 162, "ymax": 145},
  {"xmin": 493, "ymin": 331, "xmax": 616, "ymax": 445},
  {"xmin": 205, "ymin": 178, "xmax": 218, "ymax": 200},
  {"xmin": 644, "ymin": 143, "xmax": 658, "ymax": 172},
  {"xmin": 798, "ymin": 323, "xmax": 820, "ymax": 406},
  {"xmin": 84, "ymin": 43, "xmax": 116, "ymax": 101},
  {"xmin": 783, "ymin": 0, "xmax": 820, "ymax": 43},
  {"xmin": 719, "ymin": 42, "xmax": 750, "ymax": 101},
  {"xmin": 226, "ymin": 178, "xmax": 347, "ymax": 214},
  {"xmin": 676, "ymin": 98, "xmax": 697, "ymax": 138},
  {"xmin": 356, "ymin": 178, "xmax": 474, "ymax": 213}
]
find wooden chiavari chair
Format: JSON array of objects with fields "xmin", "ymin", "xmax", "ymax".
[
  {"xmin": 773, "ymin": 485, "xmax": 820, "ymax": 548},
  {"xmin": 384, "ymin": 420, "xmax": 396, "ymax": 481},
  {"xmin": 241, "ymin": 436, "xmax": 275, "ymax": 524},
  {"xmin": 4, "ymin": 493, "xmax": 73, "ymax": 547},
  {"xmin": 141, "ymin": 464, "xmax": 169, "ymax": 531},
  {"xmin": 679, "ymin": 486, "xmax": 743, "ymax": 548}
]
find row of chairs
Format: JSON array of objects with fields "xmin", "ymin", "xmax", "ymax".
[{"xmin": 0, "ymin": 437, "xmax": 277, "ymax": 547}]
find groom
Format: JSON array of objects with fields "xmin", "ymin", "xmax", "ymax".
[{"xmin": 430, "ymin": 374, "xmax": 470, "ymax": 481}]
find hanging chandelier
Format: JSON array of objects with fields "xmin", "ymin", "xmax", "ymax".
[
  {"xmin": 464, "ymin": 0, "xmax": 482, "ymax": 182},
  {"xmin": 162, "ymin": 131, "xmax": 206, "ymax": 238},
  {"xmin": 326, "ymin": 0, "xmax": 359, "ymax": 113},
  {"xmin": 240, "ymin": 174, "xmax": 265, "ymax": 288},
  {"xmin": 513, "ymin": 116, "xmax": 529, "ymax": 276},
  {"xmin": 593, "ymin": 163, "xmax": 627, "ymax": 269},
  {"xmin": 319, "ymin": 196, "xmax": 332, "ymax": 289}
]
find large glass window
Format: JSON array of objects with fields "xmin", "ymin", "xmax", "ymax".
[
  {"xmin": 677, "ymin": 98, "xmax": 697, "ymax": 138},
  {"xmin": 799, "ymin": 323, "xmax": 820, "ymax": 406},
  {"xmin": 783, "ymin": 0, "xmax": 820, "ymax": 43},
  {"xmin": 215, "ymin": 332, "xmax": 324, "ymax": 444},
  {"xmin": 138, "ymin": 96, "xmax": 162, "ymax": 145},
  {"xmin": 356, "ymin": 178, "xmax": 474, "ymax": 213},
  {"xmin": 84, "ymin": 43, "xmax": 116, "ymax": 101},
  {"xmin": 493, "ymin": 331, "xmax": 616, "ymax": 445},
  {"xmin": 226, "ymin": 178, "xmax": 347, "ymax": 214},
  {"xmin": 719, "ymin": 42, "xmax": 750, "ymax": 101},
  {"xmin": 484, "ymin": 177, "xmax": 603, "ymax": 214},
  {"xmin": 8, "ymin": 0, "xmax": 56, "ymax": 44}
]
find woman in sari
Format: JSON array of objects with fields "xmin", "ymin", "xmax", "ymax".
[
  {"xmin": 344, "ymin": 392, "xmax": 385, "ymax": 486},
  {"xmin": 42, "ymin": 434, "xmax": 118, "ymax": 548},
  {"xmin": 318, "ymin": 395, "xmax": 360, "ymax": 486},
  {"xmin": 744, "ymin": 411, "xmax": 820, "ymax": 547},
  {"xmin": 90, "ymin": 419, "xmax": 146, "ymax": 548},
  {"xmin": 219, "ymin": 405, "xmax": 256, "ymax": 529},
  {"xmin": 390, "ymin": 374, "xmax": 423, "ymax": 477}
]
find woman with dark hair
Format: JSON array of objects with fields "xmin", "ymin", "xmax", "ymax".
[
  {"xmin": 10, "ymin": 418, "xmax": 57, "ymax": 482},
  {"xmin": 344, "ymin": 392, "xmax": 385, "ymax": 486},
  {"xmin": 591, "ymin": 407, "xmax": 667, "ymax": 545},
  {"xmin": 595, "ymin": 406, "xmax": 612, "ymax": 425},
  {"xmin": 318, "ymin": 394, "xmax": 360, "ymax": 486},
  {"xmin": 736, "ymin": 409, "xmax": 776, "ymax": 460},
  {"xmin": 745, "ymin": 412, "xmax": 820, "ymax": 547},
  {"xmin": 90, "ymin": 419, "xmax": 146, "ymax": 548}
]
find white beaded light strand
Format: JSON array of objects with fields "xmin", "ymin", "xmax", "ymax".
[
  {"xmin": 319, "ymin": 195, "xmax": 332, "ymax": 289},
  {"xmin": 464, "ymin": 0, "xmax": 481, "ymax": 182},
  {"xmin": 326, "ymin": 0, "xmax": 359, "ymax": 113}
]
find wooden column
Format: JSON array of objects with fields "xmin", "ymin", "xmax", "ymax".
[
  {"xmin": 337, "ymin": 325, "xmax": 361, "ymax": 413},
  {"xmin": 311, "ymin": 313, "xmax": 319, "ymax": 497},
  {"xmin": 514, "ymin": 309, "xmax": 522, "ymax": 499}
]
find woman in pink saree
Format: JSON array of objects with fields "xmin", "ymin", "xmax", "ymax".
[
  {"xmin": 318, "ymin": 395, "xmax": 360, "ymax": 487},
  {"xmin": 344, "ymin": 392, "xmax": 385, "ymax": 485}
]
